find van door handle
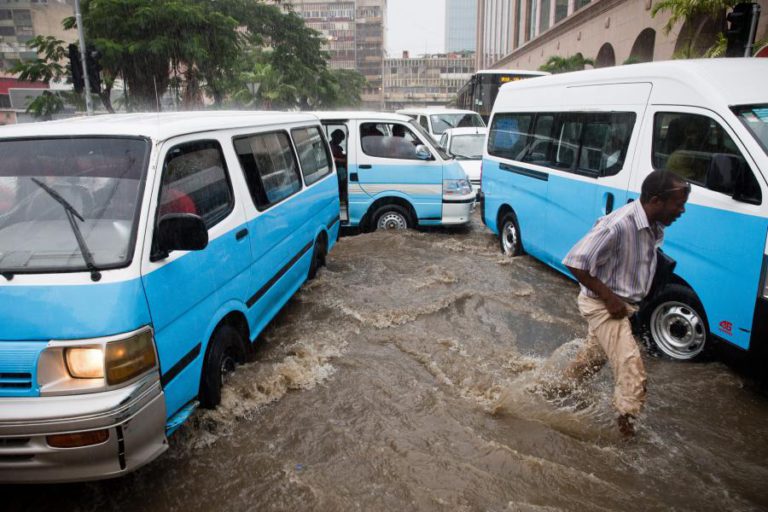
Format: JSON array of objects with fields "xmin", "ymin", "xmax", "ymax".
[
  {"xmin": 605, "ymin": 193, "xmax": 614, "ymax": 214},
  {"xmin": 236, "ymin": 228, "xmax": 248, "ymax": 241},
  {"xmin": 359, "ymin": 164, "xmax": 372, "ymax": 169}
]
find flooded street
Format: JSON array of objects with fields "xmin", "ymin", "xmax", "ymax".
[{"xmin": 6, "ymin": 214, "xmax": 768, "ymax": 511}]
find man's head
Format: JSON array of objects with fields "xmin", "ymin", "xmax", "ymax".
[
  {"xmin": 640, "ymin": 169, "xmax": 690, "ymax": 226},
  {"xmin": 331, "ymin": 129, "xmax": 345, "ymax": 144}
]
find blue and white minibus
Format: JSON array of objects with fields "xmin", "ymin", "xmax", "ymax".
[
  {"xmin": 316, "ymin": 112, "xmax": 475, "ymax": 230},
  {"xmin": 0, "ymin": 111, "xmax": 339, "ymax": 482},
  {"xmin": 481, "ymin": 59, "xmax": 768, "ymax": 361}
]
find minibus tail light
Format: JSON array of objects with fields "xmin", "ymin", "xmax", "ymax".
[{"xmin": 105, "ymin": 329, "xmax": 157, "ymax": 385}]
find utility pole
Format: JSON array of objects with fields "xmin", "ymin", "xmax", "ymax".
[{"xmin": 74, "ymin": 0, "xmax": 93, "ymax": 115}]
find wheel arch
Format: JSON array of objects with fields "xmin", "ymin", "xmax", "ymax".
[{"xmin": 361, "ymin": 195, "xmax": 418, "ymax": 231}]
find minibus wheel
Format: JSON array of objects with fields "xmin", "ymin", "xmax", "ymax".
[
  {"xmin": 200, "ymin": 325, "xmax": 246, "ymax": 408},
  {"xmin": 373, "ymin": 205, "xmax": 411, "ymax": 231},
  {"xmin": 643, "ymin": 284, "xmax": 709, "ymax": 361},
  {"xmin": 308, "ymin": 235, "xmax": 327, "ymax": 280},
  {"xmin": 499, "ymin": 213, "xmax": 522, "ymax": 256}
]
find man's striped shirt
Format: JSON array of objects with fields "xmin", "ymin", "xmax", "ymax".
[{"xmin": 562, "ymin": 200, "xmax": 664, "ymax": 303}]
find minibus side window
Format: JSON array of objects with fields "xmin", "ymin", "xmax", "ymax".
[
  {"xmin": 521, "ymin": 114, "xmax": 555, "ymax": 165},
  {"xmin": 360, "ymin": 122, "xmax": 425, "ymax": 160},
  {"xmin": 292, "ymin": 126, "xmax": 332, "ymax": 186},
  {"xmin": 488, "ymin": 113, "xmax": 533, "ymax": 160},
  {"xmin": 159, "ymin": 140, "xmax": 234, "ymax": 228},
  {"xmin": 234, "ymin": 131, "xmax": 302, "ymax": 210},
  {"xmin": 653, "ymin": 112, "xmax": 761, "ymax": 203}
]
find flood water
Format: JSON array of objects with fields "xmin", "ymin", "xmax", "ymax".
[{"xmin": 6, "ymin": 214, "xmax": 768, "ymax": 511}]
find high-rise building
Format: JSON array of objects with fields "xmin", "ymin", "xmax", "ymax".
[
  {"xmin": 445, "ymin": 0, "xmax": 476, "ymax": 53},
  {"xmin": 383, "ymin": 51, "xmax": 473, "ymax": 110},
  {"xmin": 283, "ymin": 0, "xmax": 387, "ymax": 109}
]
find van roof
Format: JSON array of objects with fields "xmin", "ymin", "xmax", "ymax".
[
  {"xmin": 313, "ymin": 111, "xmax": 414, "ymax": 122},
  {"xmin": 494, "ymin": 58, "xmax": 768, "ymax": 109},
  {"xmin": 395, "ymin": 108, "xmax": 479, "ymax": 115},
  {"xmin": 0, "ymin": 111, "xmax": 319, "ymax": 140}
]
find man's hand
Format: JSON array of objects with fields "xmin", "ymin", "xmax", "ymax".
[
  {"xmin": 604, "ymin": 293, "xmax": 629, "ymax": 319},
  {"xmin": 567, "ymin": 266, "xmax": 628, "ymax": 319}
]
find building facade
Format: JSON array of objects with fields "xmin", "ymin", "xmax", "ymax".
[
  {"xmin": 383, "ymin": 52, "xmax": 474, "ymax": 110},
  {"xmin": 445, "ymin": 0, "xmax": 477, "ymax": 53},
  {"xmin": 476, "ymin": 0, "xmax": 768, "ymax": 71},
  {"xmin": 284, "ymin": 0, "xmax": 386, "ymax": 108},
  {"xmin": 0, "ymin": 0, "xmax": 75, "ymax": 121}
]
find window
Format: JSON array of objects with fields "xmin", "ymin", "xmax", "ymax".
[
  {"xmin": 419, "ymin": 116, "xmax": 429, "ymax": 130},
  {"xmin": 292, "ymin": 126, "xmax": 332, "ymax": 186},
  {"xmin": 360, "ymin": 122, "xmax": 425, "ymax": 160},
  {"xmin": 234, "ymin": 131, "xmax": 302, "ymax": 210},
  {"xmin": 653, "ymin": 112, "xmax": 761, "ymax": 203},
  {"xmin": 488, "ymin": 113, "xmax": 533, "ymax": 160},
  {"xmin": 490, "ymin": 112, "xmax": 635, "ymax": 177},
  {"xmin": 159, "ymin": 140, "xmax": 233, "ymax": 228}
]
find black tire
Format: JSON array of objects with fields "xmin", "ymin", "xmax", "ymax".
[
  {"xmin": 498, "ymin": 212, "xmax": 523, "ymax": 256},
  {"xmin": 199, "ymin": 324, "xmax": 246, "ymax": 409},
  {"xmin": 642, "ymin": 284, "xmax": 709, "ymax": 361},
  {"xmin": 308, "ymin": 235, "xmax": 327, "ymax": 280},
  {"xmin": 371, "ymin": 204, "xmax": 412, "ymax": 231}
]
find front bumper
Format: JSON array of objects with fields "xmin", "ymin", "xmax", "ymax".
[
  {"xmin": 0, "ymin": 373, "xmax": 167, "ymax": 483},
  {"xmin": 442, "ymin": 194, "xmax": 476, "ymax": 225}
]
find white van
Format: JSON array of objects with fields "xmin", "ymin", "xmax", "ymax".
[
  {"xmin": 317, "ymin": 111, "xmax": 475, "ymax": 230},
  {"xmin": 0, "ymin": 112, "xmax": 339, "ymax": 482},
  {"xmin": 481, "ymin": 59, "xmax": 768, "ymax": 361},
  {"xmin": 396, "ymin": 108, "xmax": 485, "ymax": 143}
]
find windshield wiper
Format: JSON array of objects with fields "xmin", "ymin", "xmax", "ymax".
[{"xmin": 31, "ymin": 178, "xmax": 102, "ymax": 282}]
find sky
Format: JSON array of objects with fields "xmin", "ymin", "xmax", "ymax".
[{"xmin": 386, "ymin": 0, "xmax": 446, "ymax": 57}]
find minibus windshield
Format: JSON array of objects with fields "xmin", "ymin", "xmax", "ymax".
[
  {"xmin": 734, "ymin": 104, "xmax": 768, "ymax": 155},
  {"xmin": 0, "ymin": 137, "xmax": 150, "ymax": 275},
  {"xmin": 450, "ymin": 134, "xmax": 486, "ymax": 159},
  {"xmin": 429, "ymin": 113, "xmax": 485, "ymax": 135}
]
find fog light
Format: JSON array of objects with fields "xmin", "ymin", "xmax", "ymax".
[
  {"xmin": 47, "ymin": 429, "xmax": 109, "ymax": 448},
  {"xmin": 65, "ymin": 347, "xmax": 105, "ymax": 379}
]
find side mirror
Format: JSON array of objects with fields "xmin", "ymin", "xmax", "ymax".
[
  {"xmin": 415, "ymin": 144, "xmax": 432, "ymax": 160},
  {"xmin": 705, "ymin": 153, "xmax": 739, "ymax": 195},
  {"xmin": 152, "ymin": 213, "xmax": 208, "ymax": 261}
]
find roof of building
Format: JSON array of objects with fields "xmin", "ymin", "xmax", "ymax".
[{"xmin": 0, "ymin": 111, "xmax": 319, "ymax": 140}]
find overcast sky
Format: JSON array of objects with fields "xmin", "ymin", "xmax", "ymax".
[{"xmin": 386, "ymin": 0, "xmax": 446, "ymax": 57}]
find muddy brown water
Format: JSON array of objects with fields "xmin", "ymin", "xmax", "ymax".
[{"xmin": 6, "ymin": 214, "xmax": 768, "ymax": 511}]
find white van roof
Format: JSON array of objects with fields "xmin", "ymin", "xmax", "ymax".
[
  {"xmin": 396, "ymin": 108, "xmax": 478, "ymax": 115},
  {"xmin": 313, "ymin": 111, "xmax": 414, "ymax": 123},
  {"xmin": 493, "ymin": 58, "xmax": 768, "ymax": 110},
  {"xmin": 0, "ymin": 111, "xmax": 319, "ymax": 141}
]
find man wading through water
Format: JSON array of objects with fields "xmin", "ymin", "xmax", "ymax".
[{"xmin": 557, "ymin": 169, "xmax": 690, "ymax": 437}]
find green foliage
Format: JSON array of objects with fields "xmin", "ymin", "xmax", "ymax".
[
  {"xmin": 651, "ymin": 0, "xmax": 737, "ymax": 34},
  {"xmin": 24, "ymin": 90, "xmax": 64, "ymax": 121},
  {"xmin": 539, "ymin": 53, "xmax": 594, "ymax": 74},
  {"xmin": 10, "ymin": 36, "xmax": 67, "ymax": 83}
]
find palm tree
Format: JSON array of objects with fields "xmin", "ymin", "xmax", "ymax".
[{"xmin": 539, "ymin": 53, "xmax": 595, "ymax": 74}]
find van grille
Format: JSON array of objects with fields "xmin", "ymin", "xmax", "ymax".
[{"xmin": 0, "ymin": 372, "xmax": 32, "ymax": 389}]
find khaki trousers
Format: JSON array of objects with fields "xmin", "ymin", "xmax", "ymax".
[{"xmin": 564, "ymin": 294, "xmax": 646, "ymax": 416}]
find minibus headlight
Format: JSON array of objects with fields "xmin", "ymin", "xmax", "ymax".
[
  {"xmin": 443, "ymin": 179, "xmax": 473, "ymax": 196},
  {"xmin": 37, "ymin": 327, "xmax": 158, "ymax": 395},
  {"xmin": 65, "ymin": 347, "xmax": 104, "ymax": 379},
  {"xmin": 105, "ymin": 330, "xmax": 157, "ymax": 385}
]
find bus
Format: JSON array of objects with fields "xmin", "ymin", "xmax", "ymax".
[{"xmin": 453, "ymin": 70, "xmax": 548, "ymax": 122}]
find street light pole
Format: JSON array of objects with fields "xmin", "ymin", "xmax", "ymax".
[{"xmin": 74, "ymin": 0, "xmax": 93, "ymax": 115}]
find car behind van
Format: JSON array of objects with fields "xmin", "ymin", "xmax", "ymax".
[
  {"xmin": 481, "ymin": 59, "xmax": 768, "ymax": 361},
  {"xmin": 0, "ymin": 111, "xmax": 340, "ymax": 483},
  {"xmin": 317, "ymin": 111, "xmax": 475, "ymax": 230},
  {"xmin": 439, "ymin": 126, "xmax": 488, "ymax": 195},
  {"xmin": 396, "ymin": 108, "xmax": 485, "ymax": 143}
]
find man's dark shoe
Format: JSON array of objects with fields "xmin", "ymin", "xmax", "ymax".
[{"xmin": 617, "ymin": 414, "xmax": 635, "ymax": 437}]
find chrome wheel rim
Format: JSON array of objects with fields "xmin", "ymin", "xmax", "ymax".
[
  {"xmin": 501, "ymin": 220, "xmax": 518, "ymax": 256},
  {"xmin": 377, "ymin": 211, "xmax": 408, "ymax": 230},
  {"xmin": 650, "ymin": 300, "xmax": 706, "ymax": 360}
]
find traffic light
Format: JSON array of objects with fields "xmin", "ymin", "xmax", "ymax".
[
  {"xmin": 85, "ymin": 47, "xmax": 102, "ymax": 94},
  {"xmin": 726, "ymin": 2, "xmax": 761, "ymax": 57},
  {"xmin": 68, "ymin": 43, "xmax": 84, "ymax": 94}
]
